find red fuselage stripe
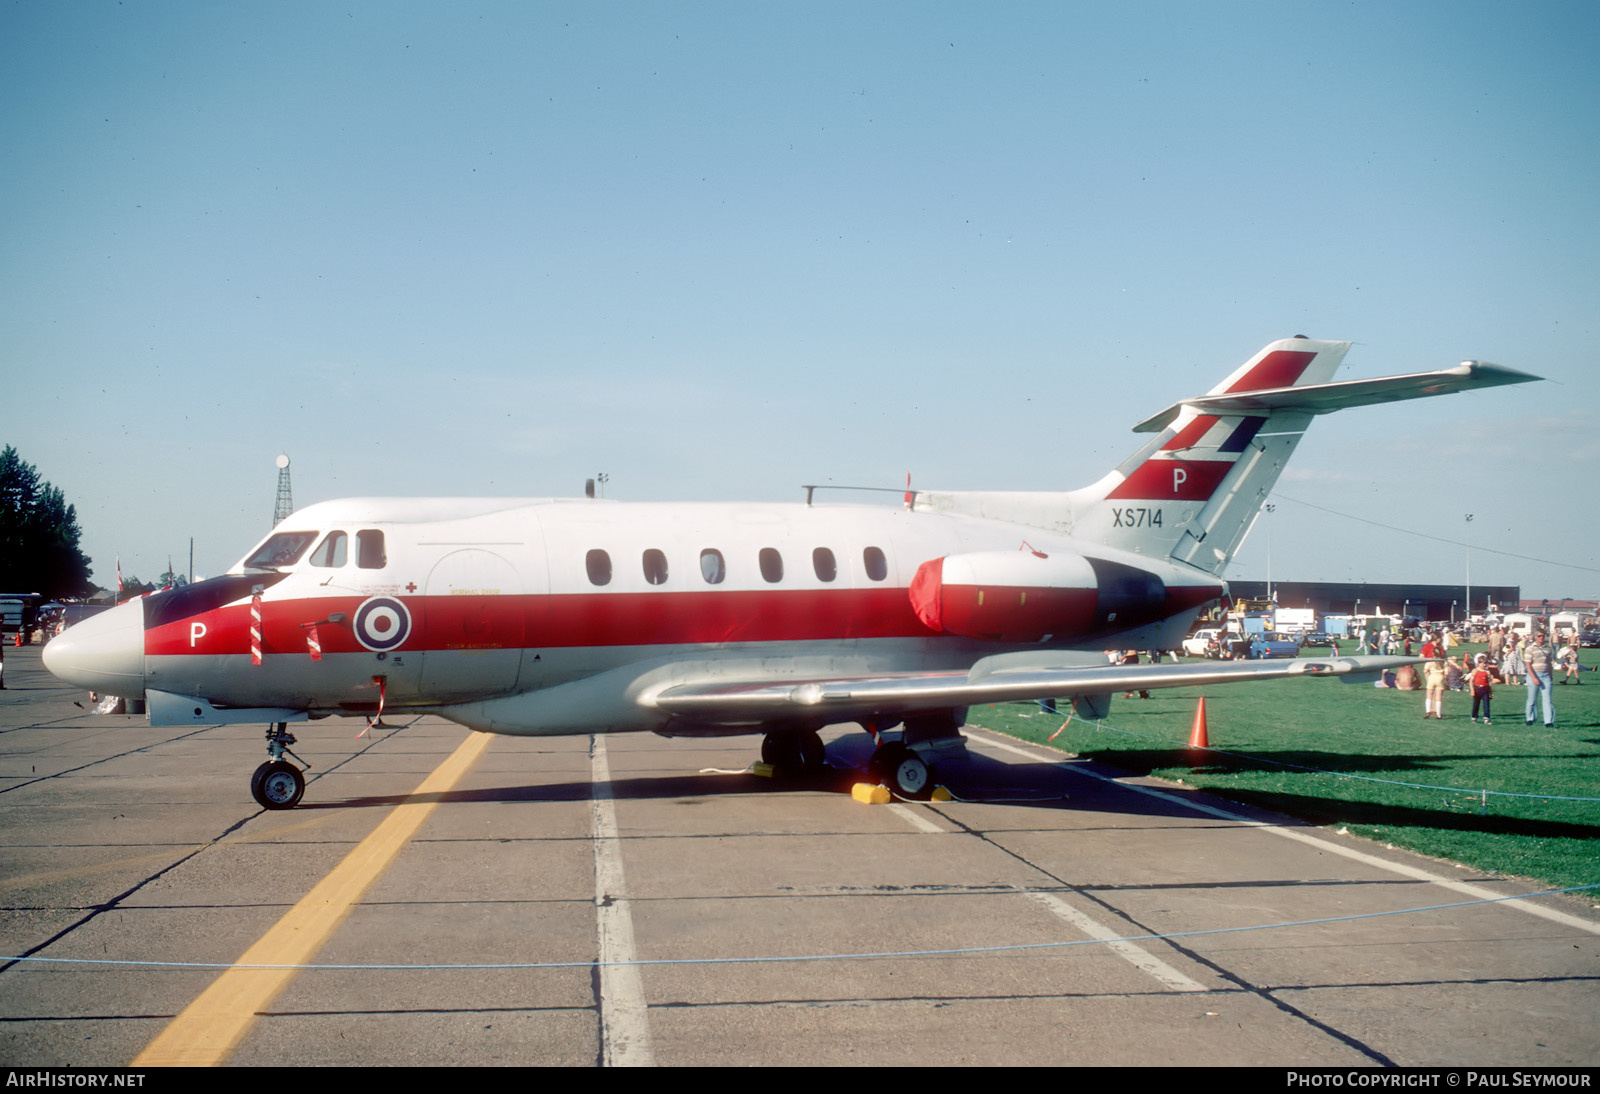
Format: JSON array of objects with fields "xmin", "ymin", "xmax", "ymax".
[
  {"xmin": 146, "ymin": 588, "xmax": 933, "ymax": 657},
  {"xmin": 144, "ymin": 584, "xmax": 1225, "ymax": 658}
]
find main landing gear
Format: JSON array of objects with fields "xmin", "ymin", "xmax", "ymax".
[
  {"xmin": 755, "ymin": 728, "xmax": 938, "ymax": 797},
  {"xmin": 250, "ymin": 722, "xmax": 308, "ymax": 810},
  {"xmin": 760, "ymin": 728, "xmax": 828, "ymax": 778},
  {"xmin": 755, "ymin": 716, "xmax": 964, "ymax": 798}
]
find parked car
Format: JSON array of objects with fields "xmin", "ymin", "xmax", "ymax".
[
  {"xmin": 1182, "ymin": 628, "xmax": 1225, "ymax": 658},
  {"xmin": 61, "ymin": 603, "xmax": 111, "ymax": 629},
  {"xmin": 1252, "ymin": 632, "xmax": 1302, "ymax": 659},
  {"xmin": 1298, "ymin": 631, "xmax": 1336, "ymax": 648}
]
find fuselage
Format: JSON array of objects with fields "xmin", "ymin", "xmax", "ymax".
[
  {"xmin": 38, "ymin": 340, "xmax": 1535, "ymax": 815},
  {"xmin": 47, "ymin": 495, "xmax": 1225, "ymax": 736}
]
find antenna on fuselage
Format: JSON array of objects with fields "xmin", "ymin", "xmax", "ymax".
[{"xmin": 273, "ymin": 454, "xmax": 293, "ymax": 526}]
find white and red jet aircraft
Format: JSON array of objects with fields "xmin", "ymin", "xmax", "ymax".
[{"xmin": 46, "ymin": 338, "xmax": 1536, "ymax": 809}]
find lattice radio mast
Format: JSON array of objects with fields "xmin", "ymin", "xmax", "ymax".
[{"xmin": 273, "ymin": 454, "xmax": 293, "ymax": 526}]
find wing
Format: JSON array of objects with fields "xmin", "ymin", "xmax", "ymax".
[{"xmin": 648, "ymin": 654, "xmax": 1419, "ymax": 728}]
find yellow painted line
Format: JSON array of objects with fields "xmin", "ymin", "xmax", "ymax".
[{"xmin": 132, "ymin": 728, "xmax": 493, "ymax": 1067}]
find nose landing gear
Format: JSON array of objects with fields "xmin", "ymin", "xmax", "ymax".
[{"xmin": 251, "ymin": 722, "xmax": 309, "ymax": 810}]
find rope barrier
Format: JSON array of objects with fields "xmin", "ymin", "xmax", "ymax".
[{"xmin": 6, "ymin": 883, "xmax": 1597, "ymax": 973}]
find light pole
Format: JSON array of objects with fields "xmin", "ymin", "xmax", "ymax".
[
  {"xmin": 1464, "ymin": 513, "xmax": 1473, "ymax": 622},
  {"xmin": 1263, "ymin": 503, "xmax": 1276, "ymax": 607}
]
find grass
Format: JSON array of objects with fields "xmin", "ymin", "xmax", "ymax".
[{"xmin": 966, "ymin": 644, "xmax": 1600, "ymax": 893}]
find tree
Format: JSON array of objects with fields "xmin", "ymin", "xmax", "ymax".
[
  {"xmin": 0, "ymin": 446, "xmax": 94, "ymax": 598},
  {"xmin": 115, "ymin": 576, "xmax": 154, "ymax": 603}
]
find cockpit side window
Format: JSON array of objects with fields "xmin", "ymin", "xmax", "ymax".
[
  {"xmin": 310, "ymin": 531, "xmax": 348, "ymax": 568},
  {"xmin": 357, "ymin": 530, "xmax": 386, "ymax": 569},
  {"xmin": 243, "ymin": 531, "xmax": 317, "ymax": 569}
]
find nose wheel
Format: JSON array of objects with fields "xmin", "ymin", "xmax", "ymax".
[
  {"xmin": 251, "ymin": 760, "xmax": 305, "ymax": 809},
  {"xmin": 252, "ymin": 721, "xmax": 309, "ymax": 809}
]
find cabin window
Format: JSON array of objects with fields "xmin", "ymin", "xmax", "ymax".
[
  {"xmin": 863, "ymin": 546, "xmax": 888, "ymax": 582},
  {"xmin": 759, "ymin": 548, "xmax": 783, "ymax": 583},
  {"xmin": 586, "ymin": 549, "xmax": 612, "ymax": 586},
  {"xmin": 243, "ymin": 531, "xmax": 317, "ymax": 569},
  {"xmin": 310, "ymin": 531, "xmax": 348, "ymax": 568},
  {"xmin": 700, "ymin": 549, "xmax": 726, "ymax": 584},
  {"xmin": 357, "ymin": 530, "xmax": 387, "ymax": 569},
  {"xmin": 642, "ymin": 549, "xmax": 669, "ymax": 585},
  {"xmin": 812, "ymin": 547, "xmax": 837, "ymax": 582}
]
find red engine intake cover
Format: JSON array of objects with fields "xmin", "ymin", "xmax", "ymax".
[
  {"xmin": 909, "ymin": 551, "xmax": 1100, "ymax": 642},
  {"xmin": 909, "ymin": 550, "xmax": 1220, "ymax": 643}
]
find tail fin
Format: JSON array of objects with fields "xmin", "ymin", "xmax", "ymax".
[
  {"xmin": 1076, "ymin": 337, "xmax": 1349, "ymax": 572},
  {"xmin": 917, "ymin": 337, "xmax": 1538, "ymax": 576}
]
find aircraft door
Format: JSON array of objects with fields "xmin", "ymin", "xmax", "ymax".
[{"xmin": 420, "ymin": 549, "xmax": 526, "ymax": 701}]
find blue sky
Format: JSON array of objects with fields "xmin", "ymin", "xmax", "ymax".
[{"xmin": 3, "ymin": 1, "xmax": 1595, "ymax": 602}]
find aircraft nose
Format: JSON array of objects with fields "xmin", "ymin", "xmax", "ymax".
[{"xmin": 43, "ymin": 599, "xmax": 146, "ymax": 698}]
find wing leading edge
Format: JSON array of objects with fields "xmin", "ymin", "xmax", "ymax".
[{"xmin": 648, "ymin": 655, "xmax": 1421, "ymax": 727}]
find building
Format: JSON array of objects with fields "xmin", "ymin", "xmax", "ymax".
[{"xmin": 1226, "ymin": 580, "xmax": 1520, "ymax": 623}]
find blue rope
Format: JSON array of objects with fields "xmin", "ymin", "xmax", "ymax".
[
  {"xmin": 1021, "ymin": 709, "xmax": 1600, "ymax": 804},
  {"xmin": 4, "ymin": 883, "xmax": 1597, "ymax": 972}
]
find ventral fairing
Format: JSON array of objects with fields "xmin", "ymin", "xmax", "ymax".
[{"xmin": 46, "ymin": 338, "xmax": 1538, "ymax": 807}]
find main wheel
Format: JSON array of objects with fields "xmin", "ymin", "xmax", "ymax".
[
  {"xmin": 870, "ymin": 743, "xmax": 933, "ymax": 798},
  {"xmin": 792, "ymin": 730, "xmax": 826, "ymax": 775},
  {"xmin": 251, "ymin": 760, "xmax": 305, "ymax": 810},
  {"xmin": 760, "ymin": 734, "xmax": 784, "ymax": 765},
  {"xmin": 761, "ymin": 731, "xmax": 828, "ymax": 778}
]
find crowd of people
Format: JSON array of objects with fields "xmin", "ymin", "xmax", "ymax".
[{"xmin": 1417, "ymin": 626, "xmax": 1584, "ymax": 727}]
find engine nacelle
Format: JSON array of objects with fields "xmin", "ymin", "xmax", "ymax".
[{"xmin": 908, "ymin": 550, "xmax": 1182, "ymax": 643}]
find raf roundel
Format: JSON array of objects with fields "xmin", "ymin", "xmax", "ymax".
[{"xmin": 353, "ymin": 596, "xmax": 412, "ymax": 652}]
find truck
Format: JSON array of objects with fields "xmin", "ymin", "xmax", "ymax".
[{"xmin": 1273, "ymin": 607, "xmax": 1316, "ymax": 634}]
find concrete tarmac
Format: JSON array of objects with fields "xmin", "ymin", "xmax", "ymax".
[{"xmin": 1, "ymin": 643, "xmax": 1597, "ymax": 1067}]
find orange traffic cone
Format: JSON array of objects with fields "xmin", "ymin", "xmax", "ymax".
[{"xmin": 1188, "ymin": 697, "xmax": 1209, "ymax": 750}]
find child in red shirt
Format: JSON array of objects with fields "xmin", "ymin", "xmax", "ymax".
[{"xmin": 1470, "ymin": 655, "xmax": 1497, "ymax": 724}]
